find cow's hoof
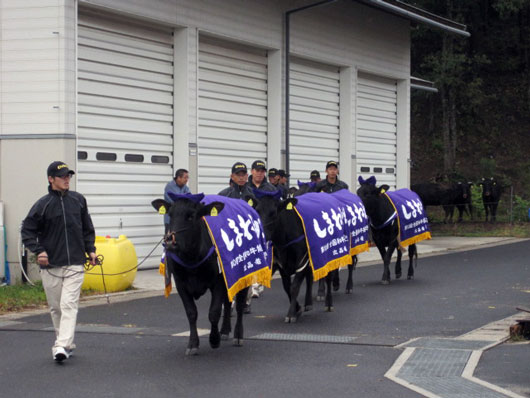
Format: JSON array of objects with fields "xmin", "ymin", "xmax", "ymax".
[
  {"xmin": 316, "ymin": 295, "xmax": 324, "ymax": 302},
  {"xmin": 209, "ymin": 334, "xmax": 221, "ymax": 349},
  {"xmin": 332, "ymin": 284, "xmax": 340, "ymax": 292},
  {"xmin": 345, "ymin": 288, "xmax": 353, "ymax": 294},
  {"xmin": 220, "ymin": 333, "xmax": 230, "ymax": 341},
  {"xmin": 233, "ymin": 338, "xmax": 243, "ymax": 347},
  {"xmin": 325, "ymin": 306, "xmax": 334, "ymax": 312},
  {"xmin": 395, "ymin": 273, "xmax": 402, "ymax": 279},
  {"xmin": 285, "ymin": 316, "xmax": 298, "ymax": 323},
  {"xmin": 381, "ymin": 280, "xmax": 390, "ymax": 285},
  {"xmin": 407, "ymin": 275, "xmax": 414, "ymax": 280},
  {"xmin": 304, "ymin": 305, "xmax": 312, "ymax": 312},
  {"xmin": 185, "ymin": 347, "xmax": 199, "ymax": 356}
]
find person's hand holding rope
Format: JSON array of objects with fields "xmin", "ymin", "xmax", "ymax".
[{"xmin": 37, "ymin": 251, "xmax": 49, "ymax": 268}]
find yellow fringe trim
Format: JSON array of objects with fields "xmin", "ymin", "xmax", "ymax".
[
  {"xmin": 203, "ymin": 216, "xmax": 273, "ymax": 303},
  {"xmin": 400, "ymin": 231, "xmax": 432, "ymax": 248},
  {"xmin": 226, "ymin": 266, "xmax": 272, "ymax": 302},
  {"xmin": 164, "ymin": 283, "xmax": 172, "ymax": 298},
  {"xmin": 350, "ymin": 242, "xmax": 370, "ymax": 256},
  {"xmin": 312, "ymin": 254, "xmax": 352, "ymax": 282},
  {"xmin": 159, "ymin": 261, "xmax": 165, "ymax": 276}
]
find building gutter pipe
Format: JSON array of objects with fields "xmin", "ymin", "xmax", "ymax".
[
  {"xmin": 284, "ymin": 0, "xmax": 339, "ymax": 184},
  {"xmin": 362, "ymin": 0, "xmax": 470, "ymax": 37}
]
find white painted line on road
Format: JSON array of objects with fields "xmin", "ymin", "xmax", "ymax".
[{"xmin": 172, "ymin": 328, "xmax": 209, "ymax": 337}]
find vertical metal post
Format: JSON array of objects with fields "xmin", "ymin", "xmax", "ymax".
[{"xmin": 510, "ymin": 185, "xmax": 514, "ymax": 224}]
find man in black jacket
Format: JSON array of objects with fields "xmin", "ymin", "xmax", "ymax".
[
  {"xmin": 218, "ymin": 162, "xmax": 255, "ymax": 200},
  {"xmin": 315, "ymin": 160, "xmax": 349, "ymax": 193},
  {"xmin": 22, "ymin": 161, "xmax": 96, "ymax": 362}
]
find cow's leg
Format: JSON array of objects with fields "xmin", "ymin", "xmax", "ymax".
[
  {"xmin": 457, "ymin": 204, "xmax": 465, "ymax": 222},
  {"xmin": 175, "ymin": 282, "xmax": 200, "ymax": 356},
  {"xmin": 381, "ymin": 243, "xmax": 396, "ymax": 284},
  {"xmin": 285, "ymin": 271, "xmax": 305, "ymax": 323},
  {"xmin": 303, "ymin": 268, "xmax": 313, "ymax": 311},
  {"xmin": 220, "ymin": 293, "xmax": 232, "ymax": 340},
  {"xmin": 316, "ymin": 279, "xmax": 325, "ymax": 302},
  {"xmin": 484, "ymin": 203, "xmax": 490, "ymax": 222},
  {"xmin": 208, "ymin": 278, "xmax": 225, "ymax": 349},
  {"xmin": 278, "ymin": 266, "xmax": 292, "ymax": 302},
  {"xmin": 232, "ymin": 287, "xmax": 248, "ymax": 346},
  {"xmin": 407, "ymin": 244, "xmax": 417, "ymax": 280},
  {"xmin": 324, "ymin": 273, "xmax": 334, "ymax": 312},
  {"xmin": 345, "ymin": 257, "xmax": 356, "ymax": 294},
  {"xmin": 491, "ymin": 203, "xmax": 498, "ymax": 223},
  {"xmin": 395, "ymin": 249, "xmax": 403, "ymax": 279},
  {"xmin": 332, "ymin": 269, "xmax": 340, "ymax": 291}
]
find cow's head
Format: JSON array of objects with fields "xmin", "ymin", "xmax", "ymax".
[
  {"xmin": 479, "ymin": 177, "xmax": 498, "ymax": 197},
  {"xmin": 251, "ymin": 189, "xmax": 282, "ymax": 241},
  {"xmin": 151, "ymin": 197, "xmax": 224, "ymax": 252},
  {"xmin": 455, "ymin": 181, "xmax": 473, "ymax": 200},
  {"xmin": 356, "ymin": 176, "xmax": 390, "ymax": 217}
]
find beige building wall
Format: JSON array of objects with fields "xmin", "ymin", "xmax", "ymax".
[{"xmin": 1, "ymin": 0, "xmax": 77, "ymax": 281}]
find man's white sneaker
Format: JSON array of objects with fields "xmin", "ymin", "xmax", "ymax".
[{"xmin": 53, "ymin": 346, "xmax": 69, "ymax": 362}]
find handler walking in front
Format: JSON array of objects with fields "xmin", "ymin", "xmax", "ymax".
[{"xmin": 22, "ymin": 161, "xmax": 97, "ymax": 362}]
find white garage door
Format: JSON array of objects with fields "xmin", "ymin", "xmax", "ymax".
[
  {"xmin": 77, "ymin": 10, "xmax": 174, "ymax": 268},
  {"xmin": 198, "ymin": 36, "xmax": 268, "ymax": 194},
  {"xmin": 356, "ymin": 72, "xmax": 398, "ymax": 189},
  {"xmin": 289, "ymin": 58, "xmax": 340, "ymax": 183}
]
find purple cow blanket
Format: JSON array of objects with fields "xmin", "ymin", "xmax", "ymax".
[
  {"xmin": 202, "ymin": 195, "xmax": 272, "ymax": 302},
  {"xmin": 384, "ymin": 189, "xmax": 431, "ymax": 247},
  {"xmin": 293, "ymin": 190, "xmax": 369, "ymax": 281}
]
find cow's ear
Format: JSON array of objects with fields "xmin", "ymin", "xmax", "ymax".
[
  {"xmin": 152, "ymin": 199, "xmax": 170, "ymax": 215},
  {"xmin": 244, "ymin": 195, "xmax": 257, "ymax": 208},
  {"xmin": 198, "ymin": 202, "xmax": 225, "ymax": 218},
  {"xmin": 279, "ymin": 197, "xmax": 297, "ymax": 212},
  {"xmin": 378, "ymin": 185, "xmax": 390, "ymax": 195}
]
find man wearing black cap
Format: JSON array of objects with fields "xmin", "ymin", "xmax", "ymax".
[
  {"xmin": 21, "ymin": 161, "xmax": 96, "ymax": 362},
  {"xmin": 218, "ymin": 161, "xmax": 255, "ymax": 200},
  {"xmin": 315, "ymin": 160, "xmax": 349, "ymax": 193},
  {"xmin": 248, "ymin": 160, "xmax": 276, "ymax": 192},
  {"xmin": 268, "ymin": 168, "xmax": 279, "ymax": 185},
  {"xmin": 310, "ymin": 170, "xmax": 321, "ymax": 183}
]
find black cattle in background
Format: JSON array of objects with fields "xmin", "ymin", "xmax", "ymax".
[
  {"xmin": 480, "ymin": 177, "xmax": 503, "ymax": 222},
  {"xmin": 357, "ymin": 176, "xmax": 417, "ymax": 284},
  {"xmin": 151, "ymin": 198, "xmax": 249, "ymax": 355},
  {"xmin": 411, "ymin": 181, "xmax": 472, "ymax": 223}
]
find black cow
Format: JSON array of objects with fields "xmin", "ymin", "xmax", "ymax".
[
  {"xmin": 151, "ymin": 197, "xmax": 249, "ymax": 355},
  {"xmin": 480, "ymin": 177, "xmax": 503, "ymax": 222},
  {"xmin": 411, "ymin": 181, "xmax": 472, "ymax": 223},
  {"xmin": 453, "ymin": 181, "xmax": 473, "ymax": 222},
  {"xmin": 357, "ymin": 176, "xmax": 417, "ymax": 284}
]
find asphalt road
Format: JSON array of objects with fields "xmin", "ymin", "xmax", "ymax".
[{"xmin": 1, "ymin": 240, "xmax": 529, "ymax": 397}]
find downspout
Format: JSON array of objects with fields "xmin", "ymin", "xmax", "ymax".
[{"xmin": 284, "ymin": 0, "xmax": 339, "ymax": 185}]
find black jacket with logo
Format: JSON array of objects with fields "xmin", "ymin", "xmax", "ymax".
[
  {"xmin": 315, "ymin": 177, "xmax": 349, "ymax": 193},
  {"xmin": 22, "ymin": 187, "xmax": 96, "ymax": 267}
]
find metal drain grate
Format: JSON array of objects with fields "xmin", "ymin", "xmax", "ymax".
[
  {"xmin": 401, "ymin": 338, "xmax": 492, "ymax": 351},
  {"xmin": 251, "ymin": 332, "xmax": 357, "ymax": 344}
]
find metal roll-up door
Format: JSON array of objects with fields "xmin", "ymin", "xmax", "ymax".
[
  {"xmin": 356, "ymin": 72, "xmax": 398, "ymax": 188},
  {"xmin": 289, "ymin": 58, "xmax": 340, "ymax": 182},
  {"xmin": 77, "ymin": 10, "xmax": 174, "ymax": 268},
  {"xmin": 198, "ymin": 36, "xmax": 268, "ymax": 194}
]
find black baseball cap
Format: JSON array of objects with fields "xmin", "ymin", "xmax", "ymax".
[
  {"xmin": 251, "ymin": 160, "xmax": 266, "ymax": 171},
  {"xmin": 278, "ymin": 169, "xmax": 290, "ymax": 178},
  {"xmin": 268, "ymin": 168, "xmax": 278, "ymax": 177},
  {"xmin": 326, "ymin": 160, "xmax": 339, "ymax": 169},
  {"xmin": 47, "ymin": 161, "xmax": 75, "ymax": 177},
  {"xmin": 310, "ymin": 170, "xmax": 320, "ymax": 179},
  {"xmin": 231, "ymin": 162, "xmax": 248, "ymax": 174}
]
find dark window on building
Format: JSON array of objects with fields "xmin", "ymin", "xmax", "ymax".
[
  {"xmin": 96, "ymin": 152, "xmax": 117, "ymax": 161},
  {"xmin": 151, "ymin": 155, "xmax": 169, "ymax": 164},
  {"xmin": 360, "ymin": 167, "xmax": 370, "ymax": 172},
  {"xmin": 77, "ymin": 151, "xmax": 88, "ymax": 160},
  {"xmin": 374, "ymin": 167, "xmax": 383, "ymax": 173},
  {"xmin": 385, "ymin": 168, "xmax": 395, "ymax": 174},
  {"xmin": 125, "ymin": 154, "xmax": 144, "ymax": 163}
]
